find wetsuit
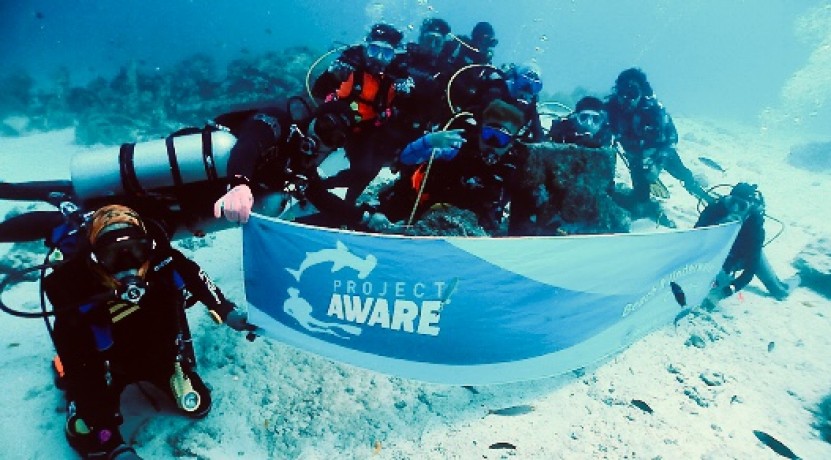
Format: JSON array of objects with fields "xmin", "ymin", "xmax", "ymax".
[{"xmin": 44, "ymin": 220, "xmax": 233, "ymax": 454}]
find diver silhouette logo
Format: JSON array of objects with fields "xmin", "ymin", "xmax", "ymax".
[
  {"xmin": 286, "ymin": 240, "xmax": 377, "ymax": 281},
  {"xmin": 283, "ymin": 287, "xmax": 362, "ymax": 338}
]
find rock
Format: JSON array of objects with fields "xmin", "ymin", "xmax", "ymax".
[
  {"xmin": 404, "ymin": 205, "xmax": 489, "ymax": 237},
  {"xmin": 699, "ymin": 371, "xmax": 726, "ymax": 387},
  {"xmin": 793, "ymin": 237, "xmax": 831, "ymax": 298},
  {"xmin": 787, "ymin": 141, "xmax": 831, "ymax": 172},
  {"xmin": 513, "ymin": 142, "xmax": 631, "ymax": 235}
]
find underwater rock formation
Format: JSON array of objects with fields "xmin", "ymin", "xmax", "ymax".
[
  {"xmin": 405, "ymin": 205, "xmax": 489, "ymax": 237},
  {"xmin": 793, "ymin": 236, "xmax": 831, "ymax": 298},
  {"xmin": 0, "ymin": 47, "xmax": 317, "ymax": 146},
  {"xmin": 787, "ymin": 141, "xmax": 831, "ymax": 172},
  {"xmin": 513, "ymin": 142, "xmax": 631, "ymax": 235}
]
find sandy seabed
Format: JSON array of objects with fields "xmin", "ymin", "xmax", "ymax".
[{"xmin": 0, "ymin": 119, "xmax": 829, "ymax": 459}]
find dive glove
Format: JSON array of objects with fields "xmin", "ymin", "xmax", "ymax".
[{"xmin": 225, "ymin": 308, "xmax": 251, "ymax": 332}]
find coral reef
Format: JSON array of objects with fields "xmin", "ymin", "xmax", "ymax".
[{"xmin": 0, "ymin": 47, "xmax": 318, "ymax": 146}]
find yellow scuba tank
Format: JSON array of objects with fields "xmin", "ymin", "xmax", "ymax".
[{"xmin": 170, "ymin": 361, "xmax": 201, "ymax": 413}]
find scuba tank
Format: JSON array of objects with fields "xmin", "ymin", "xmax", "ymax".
[
  {"xmin": 170, "ymin": 361, "xmax": 201, "ymax": 412},
  {"xmin": 71, "ymin": 127, "xmax": 236, "ymax": 202}
]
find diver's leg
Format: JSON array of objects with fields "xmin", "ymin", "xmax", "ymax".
[
  {"xmin": 663, "ymin": 149, "xmax": 713, "ymax": 204},
  {"xmin": 755, "ymin": 251, "xmax": 790, "ymax": 300}
]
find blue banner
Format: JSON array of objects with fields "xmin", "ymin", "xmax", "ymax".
[{"xmin": 244, "ymin": 215, "xmax": 739, "ymax": 385}]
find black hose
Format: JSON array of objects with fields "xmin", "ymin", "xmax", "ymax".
[
  {"xmin": 0, "ymin": 261, "xmax": 115, "ymax": 319},
  {"xmin": 0, "ymin": 180, "xmax": 74, "ymax": 204}
]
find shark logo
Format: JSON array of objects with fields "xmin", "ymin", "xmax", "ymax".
[
  {"xmin": 286, "ymin": 240, "xmax": 377, "ymax": 281},
  {"xmin": 283, "ymin": 287, "xmax": 361, "ymax": 339}
]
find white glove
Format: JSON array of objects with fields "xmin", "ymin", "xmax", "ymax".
[{"xmin": 214, "ymin": 184, "xmax": 254, "ymax": 224}]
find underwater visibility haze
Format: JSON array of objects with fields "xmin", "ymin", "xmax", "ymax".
[{"xmin": 2, "ymin": 0, "xmax": 830, "ymax": 136}]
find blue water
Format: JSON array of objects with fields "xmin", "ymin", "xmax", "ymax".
[{"xmin": 1, "ymin": 0, "xmax": 827, "ymax": 133}]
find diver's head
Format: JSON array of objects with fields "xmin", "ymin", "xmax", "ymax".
[
  {"xmin": 728, "ymin": 182, "xmax": 764, "ymax": 216},
  {"xmin": 418, "ymin": 18, "xmax": 450, "ymax": 57},
  {"xmin": 303, "ymin": 101, "xmax": 358, "ymax": 166},
  {"xmin": 614, "ymin": 67, "xmax": 651, "ymax": 111},
  {"xmin": 478, "ymin": 99, "xmax": 524, "ymax": 164},
  {"xmin": 471, "ymin": 21, "xmax": 498, "ymax": 59},
  {"xmin": 507, "ymin": 64, "xmax": 543, "ymax": 104},
  {"xmin": 87, "ymin": 205, "xmax": 152, "ymax": 301},
  {"xmin": 572, "ymin": 96, "xmax": 608, "ymax": 137},
  {"xmin": 364, "ymin": 23, "xmax": 402, "ymax": 72}
]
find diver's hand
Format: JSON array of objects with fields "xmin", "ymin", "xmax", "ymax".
[
  {"xmin": 426, "ymin": 129, "xmax": 465, "ymax": 150},
  {"xmin": 361, "ymin": 211, "xmax": 393, "ymax": 232},
  {"xmin": 214, "ymin": 184, "xmax": 254, "ymax": 224},
  {"xmin": 225, "ymin": 308, "xmax": 252, "ymax": 332},
  {"xmin": 393, "ymin": 76, "xmax": 415, "ymax": 95}
]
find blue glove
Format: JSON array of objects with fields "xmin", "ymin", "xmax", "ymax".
[{"xmin": 432, "ymin": 147, "xmax": 459, "ymax": 161}]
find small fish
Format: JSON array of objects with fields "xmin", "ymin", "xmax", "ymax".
[
  {"xmin": 767, "ymin": 341, "xmax": 775, "ymax": 352},
  {"xmin": 698, "ymin": 156, "xmax": 726, "ymax": 172},
  {"xmin": 674, "ymin": 308, "xmax": 692, "ymax": 328},
  {"xmin": 488, "ymin": 404, "xmax": 535, "ymax": 416},
  {"xmin": 670, "ymin": 282, "xmax": 687, "ymax": 307},
  {"xmin": 489, "ymin": 442, "xmax": 516, "ymax": 450},
  {"xmin": 753, "ymin": 430, "xmax": 800, "ymax": 459},
  {"xmin": 631, "ymin": 399, "xmax": 654, "ymax": 414},
  {"xmin": 462, "ymin": 385, "xmax": 479, "ymax": 394}
]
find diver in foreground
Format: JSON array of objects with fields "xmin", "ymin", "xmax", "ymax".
[{"xmin": 44, "ymin": 205, "xmax": 250, "ymax": 459}]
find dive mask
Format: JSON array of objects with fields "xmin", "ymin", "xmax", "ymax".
[
  {"xmin": 366, "ymin": 41, "xmax": 396, "ymax": 63},
  {"xmin": 481, "ymin": 124, "xmax": 513, "ymax": 149}
]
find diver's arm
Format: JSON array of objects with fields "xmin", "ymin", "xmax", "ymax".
[
  {"xmin": 170, "ymin": 249, "xmax": 234, "ymax": 322},
  {"xmin": 399, "ymin": 130, "xmax": 465, "ymax": 165}
]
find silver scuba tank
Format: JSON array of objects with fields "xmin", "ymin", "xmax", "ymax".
[{"xmin": 70, "ymin": 128, "xmax": 237, "ymax": 202}]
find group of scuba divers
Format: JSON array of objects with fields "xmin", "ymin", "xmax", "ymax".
[{"xmin": 0, "ymin": 18, "xmax": 799, "ymax": 460}]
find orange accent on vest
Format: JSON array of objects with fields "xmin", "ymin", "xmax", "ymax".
[
  {"xmin": 410, "ymin": 164, "xmax": 430, "ymax": 203},
  {"xmin": 335, "ymin": 72, "xmax": 395, "ymax": 122}
]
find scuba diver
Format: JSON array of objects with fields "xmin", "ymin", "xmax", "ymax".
[
  {"xmin": 695, "ymin": 183, "xmax": 799, "ymax": 302},
  {"xmin": 212, "ymin": 99, "xmax": 393, "ymax": 232},
  {"xmin": 443, "ymin": 21, "xmax": 499, "ymax": 69},
  {"xmin": 549, "ymin": 96, "xmax": 614, "ymax": 148},
  {"xmin": 311, "ymin": 23, "xmax": 411, "ymax": 205},
  {"xmin": 375, "ymin": 99, "xmax": 527, "ymax": 234},
  {"xmin": 605, "ymin": 68, "xmax": 712, "ymax": 219},
  {"xmin": 387, "ymin": 17, "xmax": 455, "ymax": 138},
  {"xmin": 40, "ymin": 204, "xmax": 249, "ymax": 459}
]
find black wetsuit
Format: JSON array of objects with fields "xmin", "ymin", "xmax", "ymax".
[
  {"xmin": 549, "ymin": 115, "xmax": 613, "ymax": 149},
  {"xmin": 216, "ymin": 107, "xmax": 368, "ymax": 228},
  {"xmin": 44, "ymin": 220, "xmax": 233, "ymax": 450},
  {"xmin": 606, "ymin": 96, "xmax": 703, "ymax": 203},
  {"xmin": 312, "ymin": 46, "xmax": 407, "ymax": 204},
  {"xmin": 379, "ymin": 123, "xmax": 526, "ymax": 233},
  {"xmin": 695, "ymin": 198, "xmax": 789, "ymax": 299}
]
